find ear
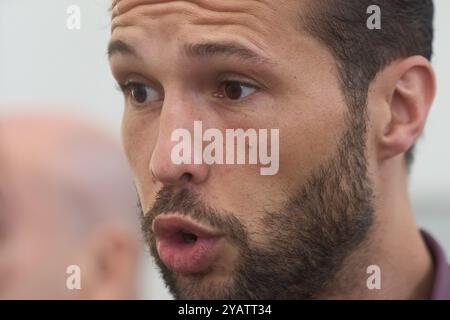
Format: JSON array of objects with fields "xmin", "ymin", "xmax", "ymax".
[
  {"xmin": 377, "ymin": 56, "xmax": 436, "ymax": 162},
  {"xmin": 78, "ymin": 226, "xmax": 140, "ymax": 300}
]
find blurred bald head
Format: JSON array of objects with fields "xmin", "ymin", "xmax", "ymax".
[{"xmin": 0, "ymin": 113, "xmax": 141, "ymax": 299}]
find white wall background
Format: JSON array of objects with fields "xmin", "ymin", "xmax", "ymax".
[{"xmin": 0, "ymin": 0, "xmax": 448, "ymax": 299}]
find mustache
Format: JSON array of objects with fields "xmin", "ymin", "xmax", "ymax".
[{"xmin": 140, "ymin": 186, "xmax": 248, "ymax": 244}]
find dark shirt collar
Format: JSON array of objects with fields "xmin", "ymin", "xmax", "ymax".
[{"xmin": 421, "ymin": 230, "xmax": 450, "ymax": 300}]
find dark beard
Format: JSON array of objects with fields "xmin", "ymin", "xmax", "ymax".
[{"xmin": 140, "ymin": 113, "xmax": 374, "ymax": 299}]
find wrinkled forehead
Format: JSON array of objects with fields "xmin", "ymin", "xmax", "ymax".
[
  {"xmin": 110, "ymin": 0, "xmax": 302, "ymax": 42},
  {"xmin": 110, "ymin": 0, "xmax": 298, "ymax": 19},
  {"xmin": 107, "ymin": 0, "xmax": 313, "ymax": 74}
]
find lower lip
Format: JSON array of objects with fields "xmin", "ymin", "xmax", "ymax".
[{"xmin": 157, "ymin": 235, "xmax": 222, "ymax": 274}]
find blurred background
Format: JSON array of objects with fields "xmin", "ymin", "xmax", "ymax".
[{"xmin": 0, "ymin": 0, "xmax": 448, "ymax": 299}]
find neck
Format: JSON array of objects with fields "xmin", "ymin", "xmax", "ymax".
[{"xmin": 321, "ymin": 155, "xmax": 434, "ymax": 299}]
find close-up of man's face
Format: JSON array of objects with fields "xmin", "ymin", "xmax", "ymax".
[
  {"xmin": 2, "ymin": 0, "xmax": 450, "ymax": 304},
  {"xmin": 108, "ymin": 0, "xmax": 440, "ymax": 300}
]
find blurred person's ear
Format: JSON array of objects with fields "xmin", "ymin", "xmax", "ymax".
[{"xmin": 77, "ymin": 225, "xmax": 140, "ymax": 300}]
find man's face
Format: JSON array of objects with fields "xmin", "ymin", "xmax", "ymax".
[{"xmin": 109, "ymin": 0, "xmax": 374, "ymax": 299}]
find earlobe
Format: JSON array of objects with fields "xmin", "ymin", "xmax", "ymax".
[{"xmin": 378, "ymin": 56, "xmax": 436, "ymax": 162}]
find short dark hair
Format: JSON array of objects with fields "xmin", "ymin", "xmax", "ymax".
[{"xmin": 301, "ymin": 0, "xmax": 434, "ymax": 170}]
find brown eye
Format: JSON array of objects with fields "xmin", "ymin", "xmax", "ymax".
[
  {"xmin": 121, "ymin": 82, "xmax": 161, "ymax": 106},
  {"xmin": 131, "ymin": 84, "xmax": 149, "ymax": 104},
  {"xmin": 221, "ymin": 81, "xmax": 257, "ymax": 100}
]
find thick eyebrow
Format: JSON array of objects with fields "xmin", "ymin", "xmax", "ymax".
[
  {"xmin": 184, "ymin": 42, "xmax": 274, "ymax": 65},
  {"xmin": 107, "ymin": 40, "xmax": 137, "ymax": 59},
  {"xmin": 108, "ymin": 39, "xmax": 274, "ymax": 66}
]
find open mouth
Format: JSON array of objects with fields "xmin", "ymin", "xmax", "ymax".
[
  {"xmin": 179, "ymin": 230, "xmax": 198, "ymax": 243},
  {"xmin": 152, "ymin": 214, "xmax": 223, "ymax": 274}
]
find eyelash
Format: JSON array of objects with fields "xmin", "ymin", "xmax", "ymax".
[
  {"xmin": 115, "ymin": 79, "xmax": 261, "ymax": 105},
  {"xmin": 116, "ymin": 82, "xmax": 137, "ymax": 94}
]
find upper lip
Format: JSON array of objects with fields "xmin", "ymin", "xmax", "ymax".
[{"xmin": 152, "ymin": 214, "xmax": 223, "ymax": 239}]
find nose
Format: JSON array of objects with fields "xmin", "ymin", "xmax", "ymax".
[{"xmin": 149, "ymin": 95, "xmax": 210, "ymax": 186}]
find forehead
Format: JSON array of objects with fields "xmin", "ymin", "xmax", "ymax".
[
  {"xmin": 110, "ymin": 0, "xmax": 303, "ymax": 50},
  {"xmin": 0, "ymin": 118, "xmax": 105, "ymax": 210},
  {"xmin": 111, "ymin": 0, "xmax": 300, "ymax": 25},
  {"xmin": 0, "ymin": 125, "xmax": 57, "ymax": 216}
]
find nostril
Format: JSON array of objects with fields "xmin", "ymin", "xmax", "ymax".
[{"xmin": 180, "ymin": 172, "xmax": 193, "ymax": 183}]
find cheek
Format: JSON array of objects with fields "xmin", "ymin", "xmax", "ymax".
[
  {"xmin": 121, "ymin": 112, "xmax": 142, "ymax": 171},
  {"xmin": 283, "ymin": 89, "xmax": 347, "ymax": 169},
  {"xmin": 121, "ymin": 112, "xmax": 159, "ymax": 208}
]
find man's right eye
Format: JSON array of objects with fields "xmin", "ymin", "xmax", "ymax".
[{"xmin": 119, "ymin": 82, "xmax": 161, "ymax": 106}]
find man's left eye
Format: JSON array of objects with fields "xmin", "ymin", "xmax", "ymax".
[{"xmin": 219, "ymin": 81, "xmax": 258, "ymax": 100}]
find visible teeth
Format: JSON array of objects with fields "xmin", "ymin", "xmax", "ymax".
[{"xmin": 181, "ymin": 231, "xmax": 198, "ymax": 244}]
